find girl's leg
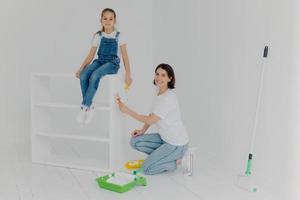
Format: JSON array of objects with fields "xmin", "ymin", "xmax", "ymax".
[
  {"xmin": 83, "ymin": 62, "xmax": 119, "ymax": 107},
  {"xmin": 79, "ymin": 61, "xmax": 101, "ymax": 102},
  {"xmin": 142, "ymin": 143, "xmax": 188, "ymax": 175},
  {"xmin": 130, "ymin": 133, "xmax": 164, "ymax": 155}
]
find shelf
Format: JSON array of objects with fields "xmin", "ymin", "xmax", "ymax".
[
  {"xmin": 32, "ymin": 73, "xmax": 75, "ymax": 78},
  {"xmin": 34, "ymin": 102, "xmax": 111, "ymax": 111},
  {"xmin": 33, "ymin": 160, "xmax": 110, "ymax": 172},
  {"xmin": 33, "ymin": 136, "xmax": 110, "ymax": 170},
  {"xmin": 33, "ymin": 106, "xmax": 110, "ymax": 139},
  {"xmin": 31, "ymin": 72, "xmax": 126, "ymax": 171},
  {"xmin": 31, "ymin": 73, "xmax": 111, "ymax": 107},
  {"xmin": 32, "ymin": 72, "xmax": 119, "ymax": 79},
  {"xmin": 36, "ymin": 131, "xmax": 110, "ymax": 143}
]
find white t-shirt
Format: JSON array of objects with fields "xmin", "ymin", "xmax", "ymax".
[
  {"xmin": 150, "ymin": 88, "xmax": 189, "ymax": 146},
  {"xmin": 91, "ymin": 30, "xmax": 126, "ymax": 57}
]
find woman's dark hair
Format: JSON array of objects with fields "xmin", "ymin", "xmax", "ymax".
[
  {"xmin": 153, "ymin": 63, "xmax": 176, "ymax": 89},
  {"xmin": 100, "ymin": 8, "xmax": 116, "ymax": 32}
]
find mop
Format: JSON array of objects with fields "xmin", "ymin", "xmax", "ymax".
[{"xmin": 235, "ymin": 45, "xmax": 269, "ymax": 193}]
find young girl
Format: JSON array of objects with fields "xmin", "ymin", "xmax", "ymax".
[
  {"xmin": 116, "ymin": 63, "xmax": 189, "ymax": 175},
  {"xmin": 76, "ymin": 8, "xmax": 132, "ymax": 123}
]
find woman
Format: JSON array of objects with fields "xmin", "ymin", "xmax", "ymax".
[{"xmin": 116, "ymin": 63, "xmax": 189, "ymax": 175}]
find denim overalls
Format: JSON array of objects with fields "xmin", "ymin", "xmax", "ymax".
[{"xmin": 80, "ymin": 31, "xmax": 120, "ymax": 107}]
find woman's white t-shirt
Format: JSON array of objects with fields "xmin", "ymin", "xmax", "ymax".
[
  {"xmin": 91, "ymin": 30, "xmax": 126, "ymax": 57},
  {"xmin": 150, "ymin": 89, "xmax": 189, "ymax": 146}
]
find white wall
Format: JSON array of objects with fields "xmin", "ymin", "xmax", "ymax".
[
  {"xmin": 286, "ymin": 1, "xmax": 300, "ymax": 199},
  {"xmin": 1, "ymin": 0, "xmax": 300, "ymax": 199},
  {"xmin": 0, "ymin": 0, "xmax": 153, "ymax": 149},
  {"xmin": 153, "ymin": 0, "xmax": 298, "ymax": 199}
]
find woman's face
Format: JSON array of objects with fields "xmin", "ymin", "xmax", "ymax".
[
  {"xmin": 154, "ymin": 68, "xmax": 172, "ymax": 89},
  {"xmin": 101, "ymin": 11, "xmax": 115, "ymax": 31}
]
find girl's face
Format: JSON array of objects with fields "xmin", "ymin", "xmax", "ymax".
[
  {"xmin": 101, "ymin": 11, "xmax": 115, "ymax": 31},
  {"xmin": 154, "ymin": 68, "xmax": 172, "ymax": 89}
]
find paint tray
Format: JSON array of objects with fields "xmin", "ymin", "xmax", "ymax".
[{"xmin": 96, "ymin": 171, "xmax": 147, "ymax": 193}]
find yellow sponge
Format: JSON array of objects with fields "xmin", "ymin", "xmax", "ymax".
[{"xmin": 124, "ymin": 159, "xmax": 144, "ymax": 170}]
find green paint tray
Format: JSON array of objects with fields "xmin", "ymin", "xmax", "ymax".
[{"xmin": 96, "ymin": 172, "xmax": 147, "ymax": 193}]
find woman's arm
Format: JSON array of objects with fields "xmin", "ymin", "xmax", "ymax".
[
  {"xmin": 126, "ymin": 110, "xmax": 160, "ymax": 125},
  {"xmin": 141, "ymin": 122, "xmax": 150, "ymax": 132},
  {"xmin": 76, "ymin": 47, "xmax": 97, "ymax": 78},
  {"xmin": 120, "ymin": 44, "xmax": 133, "ymax": 86},
  {"xmin": 138, "ymin": 116, "xmax": 151, "ymax": 133},
  {"xmin": 116, "ymin": 96, "xmax": 160, "ymax": 125},
  {"xmin": 131, "ymin": 122, "xmax": 150, "ymax": 137}
]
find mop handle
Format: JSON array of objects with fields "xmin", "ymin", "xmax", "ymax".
[
  {"xmin": 245, "ymin": 46, "xmax": 268, "ymax": 176},
  {"xmin": 249, "ymin": 46, "xmax": 269, "ymax": 154}
]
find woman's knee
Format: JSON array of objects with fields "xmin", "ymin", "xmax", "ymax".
[
  {"xmin": 142, "ymin": 160, "xmax": 177, "ymax": 175},
  {"xmin": 141, "ymin": 155, "xmax": 155, "ymax": 174},
  {"xmin": 129, "ymin": 137, "xmax": 137, "ymax": 149},
  {"xmin": 141, "ymin": 161, "xmax": 151, "ymax": 175},
  {"xmin": 142, "ymin": 163, "xmax": 166, "ymax": 175},
  {"xmin": 143, "ymin": 168, "xmax": 153, "ymax": 175}
]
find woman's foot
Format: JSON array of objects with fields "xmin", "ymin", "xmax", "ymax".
[
  {"xmin": 176, "ymin": 159, "xmax": 182, "ymax": 165},
  {"xmin": 181, "ymin": 147, "xmax": 196, "ymax": 176}
]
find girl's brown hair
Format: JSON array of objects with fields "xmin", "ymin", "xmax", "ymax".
[{"xmin": 100, "ymin": 8, "xmax": 116, "ymax": 32}]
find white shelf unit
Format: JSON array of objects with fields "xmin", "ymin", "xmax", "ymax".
[{"xmin": 31, "ymin": 73, "xmax": 126, "ymax": 171}]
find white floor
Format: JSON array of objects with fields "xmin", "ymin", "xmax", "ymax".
[{"xmin": 0, "ymin": 144, "xmax": 275, "ymax": 200}]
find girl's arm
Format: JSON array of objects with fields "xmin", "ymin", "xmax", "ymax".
[
  {"xmin": 76, "ymin": 47, "xmax": 97, "ymax": 78},
  {"xmin": 120, "ymin": 44, "xmax": 133, "ymax": 86}
]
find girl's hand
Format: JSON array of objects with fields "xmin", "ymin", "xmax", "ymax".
[
  {"xmin": 125, "ymin": 74, "xmax": 133, "ymax": 88},
  {"xmin": 75, "ymin": 69, "xmax": 82, "ymax": 79},
  {"xmin": 115, "ymin": 94, "xmax": 129, "ymax": 113},
  {"xmin": 131, "ymin": 129, "xmax": 145, "ymax": 137}
]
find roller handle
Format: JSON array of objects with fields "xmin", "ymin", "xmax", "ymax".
[{"xmin": 263, "ymin": 46, "xmax": 268, "ymax": 58}]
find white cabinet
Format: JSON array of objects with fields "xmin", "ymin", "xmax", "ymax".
[{"xmin": 31, "ymin": 73, "xmax": 126, "ymax": 171}]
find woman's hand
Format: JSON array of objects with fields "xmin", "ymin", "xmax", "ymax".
[
  {"xmin": 115, "ymin": 94, "xmax": 129, "ymax": 113},
  {"xmin": 131, "ymin": 129, "xmax": 145, "ymax": 137}
]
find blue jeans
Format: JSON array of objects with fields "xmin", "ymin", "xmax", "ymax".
[
  {"xmin": 80, "ymin": 61, "xmax": 119, "ymax": 107},
  {"xmin": 130, "ymin": 133, "xmax": 188, "ymax": 175}
]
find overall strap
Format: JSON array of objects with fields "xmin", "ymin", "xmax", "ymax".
[{"xmin": 115, "ymin": 31, "xmax": 120, "ymax": 40}]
